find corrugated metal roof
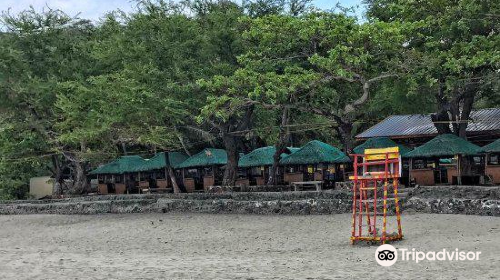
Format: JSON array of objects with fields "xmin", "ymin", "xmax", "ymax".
[{"xmin": 356, "ymin": 108, "xmax": 500, "ymax": 139}]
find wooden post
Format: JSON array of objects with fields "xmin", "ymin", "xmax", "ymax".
[
  {"xmin": 409, "ymin": 158, "xmax": 413, "ymax": 185},
  {"xmin": 182, "ymin": 168, "xmax": 186, "ymax": 188},
  {"xmin": 457, "ymin": 155, "xmax": 462, "ymax": 185},
  {"xmin": 123, "ymin": 174, "xmax": 126, "ymax": 193}
]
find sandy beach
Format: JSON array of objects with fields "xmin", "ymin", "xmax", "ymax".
[{"xmin": 0, "ymin": 213, "xmax": 498, "ymax": 279}]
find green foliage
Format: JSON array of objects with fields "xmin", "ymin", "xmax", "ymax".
[
  {"xmin": 0, "ymin": 0, "xmax": 498, "ymax": 197},
  {"xmin": 367, "ymin": 0, "xmax": 499, "ymax": 103}
]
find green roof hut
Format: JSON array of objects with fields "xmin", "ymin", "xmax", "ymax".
[
  {"xmin": 353, "ymin": 137, "xmax": 412, "ymax": 185},
  {"xmin": 405, "ymin": 134, "xmax": 484, "ymax": 185},
  {"xmin": 279, "ymin": 140, "xmax": 350, "ymax": 188},
  {"xmin": 133, "ymin": 152, "xmax": 189, "ymax": 193},
  {"xmin": 89, "ymin": 155, "xmax": 145, "ymax": 194},
  {"xmin": 238, "ymin": 146, "xmax": 299, "ymax": 185},
  {"xmin": 482, "ymin": 139, "xmax": 500, "ymax": 184},
  {"xmin": 90, "ymin": 152, "xmax": 189, "ymax": 194},
  {"xmin": 177, "ymin": 148, "xmax": 228, "ymax": 192},
  {"xmin": 353, "ymin": 137, "xmax": 412, "ymax": 156}
]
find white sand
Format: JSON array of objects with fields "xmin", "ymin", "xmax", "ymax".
[{"xmin": 0, "ymin": 213, "xmax": 498, "ymax": 279}]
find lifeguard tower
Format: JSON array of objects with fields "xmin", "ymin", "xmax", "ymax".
[{"xmin": 349, "ymin": 147, "xmax": 403, "ymax": 244}]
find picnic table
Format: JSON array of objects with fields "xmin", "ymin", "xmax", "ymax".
[
  {"xmin": 291, "ymin": 181, "xmax": 323, "ymax": 192},
  {"xmin": 141, "ymin": 187, "xmax": 172, "ymax": 194}
]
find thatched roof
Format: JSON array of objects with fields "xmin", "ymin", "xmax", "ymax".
[
  {"xmin": 483, "ymin": 139, "xmax": 500, "ymax": 153},
  {"xmin": 279, "ymin": 140, "xmax": 350, "ymax": 165},
  {"xmin": 177, "ymin": 148, "xmax": 227, "ymax": 168},
  {"xmin": 353, "ymin": 137, "xmax": 412, "ymax": 155},
  {"xmin": 238, "ymin": 146, "xmax": 299, "ymax": 168},
  {"xmin": 89, "ymin": 155, "xmax": 145, "ymax": 175},
  {"xmin": 135, "ymin": 152, "xmax": 189, "ymax": 171},
  {"xmin": 405, "ymin": 134, "xmax": 483, "ymax": 158}
]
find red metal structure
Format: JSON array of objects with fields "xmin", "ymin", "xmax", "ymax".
[{"xmin": 350, "ymin": 147, "xmax": 403, "ymax": 244}]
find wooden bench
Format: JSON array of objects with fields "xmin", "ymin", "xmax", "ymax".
[
  {"xmin": 147, "ymin": 187, "xmax": 173, "ymax": 193},
  {"xmin": 291, "ymin": 181, "xmax": 323, "ymax": 192}
]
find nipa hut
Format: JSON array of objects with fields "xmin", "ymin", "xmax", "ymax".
[
  {"xmin": 134, "ymin": 152, "xmax": 189, "ymax": 193},
  {"xmin": 483, "ymin": 139, "xmax": 500, "ymax": 184},
  {"xmin": 405, "ymin": 134, "xmax": 484, "ymax": 185},
  {"xmin": 353, "ymin": 137, "xmax": 411, "ymax": 155},
  {"xmin": 353, "ymin": 137, "xmax": 412, "ymax": 185},
  {"xmin": 90, "ymin": 155, "xmax": 145, "ymax": 194},
  {"xmin": 237, "ymin": 146, "xmax": 299, "ymax": 186},
  {"xmin": 279, "ymin": 140, "xmax": 350, "ymax": 188},
  {"xmin": 177, "ymin": 148, "xmax": 227, "ymax": 192}
]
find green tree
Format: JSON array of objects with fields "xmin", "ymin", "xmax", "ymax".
[
  {"xmin": 0, "ymin": 7, "xmax": 96, "ymax": 195},
  {"xmin": 366, "ymin": 0, "xmax": 500, "ymax": 138},
  {"xmin": 238, "ymin": 12, "xmax": 407, "ymax": 152}
]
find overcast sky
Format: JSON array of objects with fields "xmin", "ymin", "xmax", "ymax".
[{"xmin": 1, "ymin": 0, "xmax": 366, "ymax": 22}]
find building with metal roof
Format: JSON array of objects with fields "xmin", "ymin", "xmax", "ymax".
[{"xmin": 356, "ymin": 108, "xmax": 500, "ymax": 146}]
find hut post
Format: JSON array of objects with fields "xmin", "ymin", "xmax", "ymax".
[
  {"xmin": 457, "ymin": 155, "xmax": 462, "ymax": 185},
  {"xmin": 409, "ymin": 158, "xmax": 413, "ymax": 185},
  {"xmin": 164, "ymin": 167, "xmax": 168, "ymax": 184}
]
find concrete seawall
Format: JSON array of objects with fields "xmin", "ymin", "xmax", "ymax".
[{"xmin": 0, "ymin": 186, "xmax": 499, "ymax": 216}]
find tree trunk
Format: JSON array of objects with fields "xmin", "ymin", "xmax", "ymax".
[
  {"xmin": 63, "ymin": 152, "xmax": 89, "ymax": 195},
  {"xmin": 220, "ymin": 105, "xmax": 254, "ymax": 186},
  {"xmin": 457, "ymin": 92, "xmax": 474, "ymax": 139},
  {"xmin": 334, "ymin": 116, "xmax": 354, "ymax": 154},
  {"xmin": 70, "ymin": 160, "xmax": 89, "ymax": 194},
  {"xmin": 222, "ymin": 135, "xmax": 238, "ymax": 186},
  {"xmin": 168, "ymin": 167, "xmax": 182, "ymax": 193},
  {"xmin": 431, "ymin": 77, "xmax": 476, "ymax": 139},
  {"xmin": 51, "ymin": 155, "xmax": 65, "ymax": 196},
  {"xmin": 431, "ymin": 78, "xmax": 453, "ymax": 134},
  {"xmin": 268, "ymin": 107, "xmax": 290, "ymax": 185},
  {"xmin": 121, "ymin": 143, "xmax": 128, "ymax": 155}
]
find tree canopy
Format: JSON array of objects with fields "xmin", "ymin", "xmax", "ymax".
[{"xmin": 0, "ymin": 0, "xmax": 498, "ymax": 198}]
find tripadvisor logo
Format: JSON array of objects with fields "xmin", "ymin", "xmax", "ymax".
[
  {"xmin": 375, "ymin": 244, "xmax": 481, "ymax": 267},
  {"xmin": 375, "ymin": 244, "xmax": 397, "ymax": 266}
]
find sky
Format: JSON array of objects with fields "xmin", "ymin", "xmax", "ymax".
[{"xmin": 1, "ymin": 0, "xmax": 366, "ymax": 22}]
